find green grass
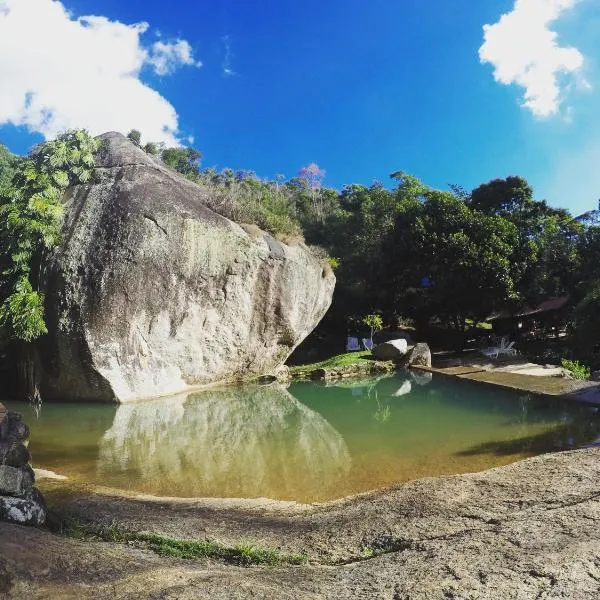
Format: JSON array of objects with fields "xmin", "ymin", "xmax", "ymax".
[
  {"xmin": 55, "ymin": 519, "xmax": 307, "ymax": 566},
  {"xmin": 289, "ymin": 350, "xmax": 372, "ymax": 375}
]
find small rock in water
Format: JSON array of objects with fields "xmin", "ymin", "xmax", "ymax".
[{"xmin": 0, "ymin": 488, "xmax": 46, "ymax": 526}]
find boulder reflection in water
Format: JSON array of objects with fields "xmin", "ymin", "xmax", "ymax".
[{"xmin": 98, "ymin": 384, "xmax": 350, "ymax": 501}]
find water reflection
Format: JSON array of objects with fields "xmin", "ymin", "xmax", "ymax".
[
  {"xmin": 6, "ymin": 373, "xmax": 600, "ymax": 502},
  {"xmin": 98, "ymin": 384, "xmax": 351, "ymax": 500}
]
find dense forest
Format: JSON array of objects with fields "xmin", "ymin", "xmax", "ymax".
[{"xmin": 1, "ymin": 130, "xmax": 599, "ymax": 368}]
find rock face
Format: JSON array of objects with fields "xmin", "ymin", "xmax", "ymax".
[
  {"xmin": 371, "ymin": 338, "xmax": 408, "ymax": 361},
  {"xmin": 35, "ymin": 132, "xmax": 335, "ymax": 402},
  {"xmin": 4, "ymin": 448, "xmax": 600, "ymax": 598},
  {"xmin": 0, "ymin": 404, "xmax": 45, "ymax": 526}
]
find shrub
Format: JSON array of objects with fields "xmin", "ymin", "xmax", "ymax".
[{"xmin": 561, "ymin": 358, "xmax": 591, "ymax": 380}]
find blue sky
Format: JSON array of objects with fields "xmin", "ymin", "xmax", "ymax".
[{"xmin": 1, "ymin": 0, "xmax": 599, "ymax": 215}]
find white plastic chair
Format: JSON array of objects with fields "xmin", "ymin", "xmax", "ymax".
[
  {"xmin": 346, "ymin": 337, "xmax": 361, "ymax": 352},
  {"xmin": 497, "ymin": 341, "xmax": 517, "ymax": 357},
  {"xmin": 481, "ymin": 339, "xmax": 517, "ymax": 359}
]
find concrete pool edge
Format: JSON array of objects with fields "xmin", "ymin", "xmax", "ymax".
[{"xmin": 411, "ymin": 363, "xmax": 600, "ymax": 405}]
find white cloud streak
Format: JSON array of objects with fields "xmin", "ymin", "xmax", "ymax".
[
  {"xmin": 0, "ymin": 0, "xmax": 202, "ymax": 144},
  {"xmin": 479, "ymin": 0, "xmax": 587, "ymax": 118},
  {"xmin": 148, "ymin": 40, "xmax": 202, "ymax": 76},
  {"xmin": 221, "ymin": 35, "xmax": 236, "ymax": 77}
]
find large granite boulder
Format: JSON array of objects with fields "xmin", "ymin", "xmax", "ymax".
[{"xmin": 34, "ymin": 133, "xmax": 335, "ymax": 402}]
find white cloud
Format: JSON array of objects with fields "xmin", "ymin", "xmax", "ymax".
[
  {"xmin": 479, "ymin": 0, "xmax": 587, "ymax": 118},
  {"xmin": 148, "ymin": 40, "xmax": 202, "ymax": 76},
  {"xmin": 0, "ymin": 0, "xmax": 202, "ymax": 145}
]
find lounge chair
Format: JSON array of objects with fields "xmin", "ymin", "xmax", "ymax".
[
  {"xmin": 480, "ymin": 339, "xmax": 517, "ymax": 359},
  {"xmin": 346, "ymin": 337, "xmax": 361, "ymax": 352},
  {"xmin": 480, "ymin": 346, "xmax": 500, "ymax": 359},
  {"xmin": 362, "ymin": 338, "xmax": 375, "ymax": 350}
]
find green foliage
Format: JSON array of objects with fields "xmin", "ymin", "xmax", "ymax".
[
  {"xmin": 0, "ymin": 277, "xmax": 47, "ymax": 341},
  {"xmin": 0, "ymin": 144, "xmax": 19, "ymax": 192},
  {"xmin": 137, "ymin": 533, "xmax": 305, "ymax": 565},
  {"xmin": 126, "ymin": 129, "xmax": 141, "ymax": 146},
  {"xmin": 363, "ymin": 313, "xmax": 383, "ymax": 341},
  {"xmin": 327, "ymin": 256, "xmax": 340, "ymax": 270},
  {"xmin": 572, "ymin": 284, "xmax": 600, "ymax": 368},
  {"xmin": 0, "ymin": 129, "xmax": 100, "ymax": 342},
  {"xmin": 470, "ymin": 176, "xmax": 533, "ymax": 217},
  {"xmin": 560, "ymin": 358, "xmax": 590, "ymax": 380},
  {"xmin": 382, "ymin": 187, "xmax": 520, "ymax": 329},
  {"xmin": 577, "ymin": 226, "xmax": 600, "ymax": 289},
  {"xmin": 161, "ymin": 146, "xmax": 202, "ymax": 180},
  {"xmin": 132, "ymin": 131, "xmax": 304, "ymax": 239},
  {"xmin": 363, "ymin": 314, "xmax": 383, "ymax": 330},
  {"xmin": 143, "ymin": 142, "xmax": 159, "ymax": 156}
]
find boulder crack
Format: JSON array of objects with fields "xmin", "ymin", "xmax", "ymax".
[{"xmin": 143, "ymin": 214, "xmax": 167, "ymax": 236}]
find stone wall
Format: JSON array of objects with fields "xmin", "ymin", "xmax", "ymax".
[{"xmin": 0, "ymin": 403, "xmax": 45, "ymax": 525}]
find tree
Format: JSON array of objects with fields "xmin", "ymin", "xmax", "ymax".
[
  {"xmin": 573, "ymin": 284, "xmax": 600, "ymax": 368},
  {"xmin": 470, "ymin": 176, "xmax": 581, "ymax": 304},
  {"xmin": 161, "ymin": 147, "xmax": 202, "ymax": 180},
  {"xmin": 298, "ymin": 163, "xmax": 326, "ymax": 219},
  {"xmin": 362, "ymin": 313, "xmax": 383, "ymax": 344},
  {"xmin": 0, "ymin": 130, "xmax": 100, "ymax": 341},
  {"xmin": 382, "ymin": 189, "xmax": 520, "ymax": 331},
  {"xmin": 470, "ymin": 176, "xmax": 534, "ymax": 217}
]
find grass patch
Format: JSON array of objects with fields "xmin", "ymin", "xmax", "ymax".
[
  {"xmin": 55, "ymin": 519, "xmax": 307, "ymax": 566},
  {"xmin": 465, "ymin": 319, "xmax": 492, "ymax": 330},
  {"xmin": 289, "ymin": 350, "xmax": 372, "ymax": 375}
]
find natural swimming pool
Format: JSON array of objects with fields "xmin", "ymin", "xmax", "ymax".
[{"xmin": 6, "ymin": 373, "xmax": 600, "ymax": 502}]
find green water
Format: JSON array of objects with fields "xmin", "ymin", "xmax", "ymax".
[{"xmin": 5, "ymin": 373, "xmax": 600, "ymax": 502}]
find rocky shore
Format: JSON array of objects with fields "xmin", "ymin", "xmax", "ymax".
[
  {"xmin": 0, "ymin": 403, "xmax": 45, "ymax": 526},
  {"xmin": 2, "ymin": 446, "xmax": 600, "ymax": 598}
]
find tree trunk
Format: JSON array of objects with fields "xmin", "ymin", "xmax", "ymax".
[{"xmin": 15, "ymin": 344, "xmax": 41, "ymax": 405}]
